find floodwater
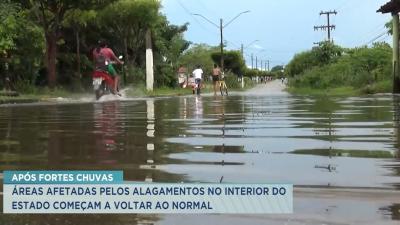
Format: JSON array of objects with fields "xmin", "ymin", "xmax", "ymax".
[{"xmin": 0, "ymin": 81, "xmax": 399, "ymax": 224}]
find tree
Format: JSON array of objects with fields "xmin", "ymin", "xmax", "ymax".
[
  {"xmin": 313, "ymin": 41, "xmax": 342, "ymax": 64},
  {"xmin": 271, "ymin": 65, "xmax": 284, "ymax": 72},
  {"xmin": 99, "ymin": 0, "xmax": 160, "ymax": 67},
  {"xmin": 211, "ymin": 50, "xmax": 246, "ymax": 76},
  {"xmin": 26, "ymin": 0, "xmax": 110, "ymax": 88},
  {"xmin": 179, "ymin": 44, "xmax": 218, "ymax": 76},
  {"xmin": 0, "ymin": 1, "xmax": 19, "ymax": 55},
  {"xmin": 153, "ymin": 19, "xmax": 190, "ymax": 69},
  {"xmin": 63, "ymin": 9, "xmax": 97, "ymax": 78},
  {"xmin": 0, "ymin": 1, "xmax": 44, "ymax": 89}
]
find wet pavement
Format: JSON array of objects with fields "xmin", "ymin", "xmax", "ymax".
[{"xmin": 0, "ymin": 80, "xmax": 399, "ymax": 224}]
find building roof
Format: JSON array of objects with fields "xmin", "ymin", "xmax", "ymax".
[{"xmin": 377, "ymin": 0, "xmax": 400, "ymax": 14}]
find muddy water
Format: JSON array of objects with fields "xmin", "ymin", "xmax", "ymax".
[{"xmin": 0, "ymin": 84, "xmax": 399, "ymax": 224}]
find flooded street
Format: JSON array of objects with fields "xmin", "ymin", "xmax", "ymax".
[{"xmin": 0, "ymin": 81, "xmax": 399, "ymax": 224}]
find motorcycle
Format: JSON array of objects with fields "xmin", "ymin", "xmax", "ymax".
[
  {"xmin": 92, "ymin": 70, "xmax": 115, "ymax": 100},
  {"xmin": 92, "ymin": 56, "xmax": 123, "ymax": 100}
]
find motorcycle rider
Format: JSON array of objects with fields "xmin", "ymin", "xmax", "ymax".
[{"xmin": 93, "ymin": 40, "xmax": 124, "ymax": 95}]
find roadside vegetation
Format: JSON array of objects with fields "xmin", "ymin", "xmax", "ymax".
[
  {"xmin": 285, "ymin": 41, "xmax": 392, "ymax": 95},
  {"xmin": 0, "ymin": 0, "xmax": 273, "ymax": 99}
]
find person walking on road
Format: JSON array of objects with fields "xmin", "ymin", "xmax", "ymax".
[
  {"xmin": 212, "ymin": 64, "xmax": 222, "ymax": 95},
  {"xmin": 192, "ymin": 65, "xmax": 203, "ymax": 95}
]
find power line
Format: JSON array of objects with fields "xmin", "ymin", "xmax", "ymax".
[
  {"xmin": 363, "ymin": 31, "xmax": 388, "ymax": 46},
  {"xmin": 375, "ymin": 34, "xmax": 390, "ymax": 43},
  {"xmin": 196, "ymin": 0, "xmax": 218, "ymax": 17},
  {"xmin": 335, "ymin": 0, "xmax": 356, "ymax": 12},
  {"xmin": 176, "ymin": 0, "xmax": 219, "ymax": 36},
  {"xmin": 356, "ymin": 22, "xmax": 387, "ymax": 44}
]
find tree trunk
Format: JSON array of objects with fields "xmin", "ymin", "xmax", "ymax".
[
  {"xmin": 45, "ymin": 33, "xmax": 57, "ymax": 89},
  {"xmin": 123, "ymin": 37, "xmax": 128, "ymax": 84},
  {"xmin": 76, "ymin": 30, "xmax": 81, "ymax": 78},
  {"xmin": 123, "ymin": 37, "xmax": 129, "ymax": 63}
]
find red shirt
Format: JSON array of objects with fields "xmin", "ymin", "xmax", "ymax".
[{"xmin": 100, "ymin": 48, "xmax": 117, "ymax": 61}]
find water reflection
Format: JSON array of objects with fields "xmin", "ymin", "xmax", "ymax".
[
  {"xmin": 93, "ymin": 102, "xmax": 121, "ymax": 164},
  {"xmin": 144, "ymin": 99, "xmax": 155, "ymax": 182},
  {"xmin": 394, "ymin": 96, "xmax": 400, "ymax": 159},
  {"xmin": 165, "ymin": 94, "xmax": 400, "ymax": 188},
  {"xmin": 0, "ymin": 91, "xmax": 399, "ymax": 223}
]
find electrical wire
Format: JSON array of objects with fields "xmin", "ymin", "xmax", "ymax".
[
  {"xmin": 363, "ymin": 31, "xmax": 388, "ymax": 46},
  {"xmin": 176, "ymin": 0, "xmax": 219, "ymax": 36}
]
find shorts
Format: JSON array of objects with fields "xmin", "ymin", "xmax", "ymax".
[
  {"xmin": 212, "ymin": 76, "xmax": 219, "ymax": 82},
  {"xmin": 107, "ymin": 64, "xmax": 117, "ymax": 77}
]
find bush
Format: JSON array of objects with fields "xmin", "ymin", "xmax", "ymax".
[
  {"xmin": 243, "ymin": 77, "xmax": 256, "ymax": 88},
  {"xmin": 224, "ymin": 72, "xmax": 240, "ymax": 89},
  {"xmin": 125, "ymin": 66, "xmax": 145, "ymax": 85},
  {"xmin": 13, "ymin": 80, "xmax": 37, "ymax": 94},
  {"xmin": 287, "ymin": 42, "xmax": 392, "ymax": 92},
  {"xmin": 155, "ymin": 64, "xmax": 176, "ymax": 88}
]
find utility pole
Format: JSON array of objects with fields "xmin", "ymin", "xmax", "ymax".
[
  {"xmin": 260, "ymin": 60, "xmax": 263, "ymax": 71},
  {"xmin": 377, "ymin": 4, "xmax": 400, "ymax": 93},
  {"xmin": 255, "ymin": 56, "xmax": 258, "ymax": 70},
  {"xmin": 393, "ymin": 12, "xmax": 400, "ymax": 92},
  {"xmin": 267, "ymin": 60, "xmax": 270, "ymax": 71},
  {"xmin": 241, "ymin": 40, "xmax": 258, "ymax": 57},
  {"xmin": 220, "ymin": 18, "xmax": 224, "ymax": 71},
  {"xmin": 314, "ymin": 10, "xmax": 337, "ymax": 42},
  {"xmin": 193, "ymin": 11, "xmax": 250, "ymax": 72},
  {"xmin": 145, "ymin": 29, "xmax": 154, "ymax": 91},
  {"xmin": 251, "ymin": 54, "xmax": 254, "ymax": 69}
]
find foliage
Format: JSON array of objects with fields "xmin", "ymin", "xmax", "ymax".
[
  {"xmin": 271, "ymin": 65, "xmax": 283, "ymax": 72},
  {"xmin": 0, "ymin": 0, "xmax": 198, "ymax": 92},
  {"xmin": 153, "ymin": 19, "xmax": 190, "ymax": 68},
  {"xmin": 178, "ymin": 44, "xmax": 218, "ymax": 76},
  {"xmin": 211, "ymin": 50, "xmax": 246, "ymax": 76},
  {"xmin": 289, "ymin": 42, "xmax": 392, "ymax": 93},
  {"xmin": 98, "ymin": 0, "xmax": 159, "ymax": 66},
  {"xmin": 285, "ymin": 41, "xmax": 342, "ymax": 77},
  {"xmin": 152, "ymin": 17, "xmax": 190, "ymax": 86},
  {"xmin": 0, "ymin": 1, "xmax": 45, "ymax": 90}
]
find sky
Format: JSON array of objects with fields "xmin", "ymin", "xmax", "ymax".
[{"xmin": 160, "ymin": 0, "xmax": 391, "ymax": 69}]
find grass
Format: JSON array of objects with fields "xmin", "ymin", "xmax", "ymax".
[
  {"xmin": 125, "ymin": 81, "xmax": 254, "ymax": 98},
  {"xmin": 287, "ymin": 79, "xmax": 393, "ymax": 96}
]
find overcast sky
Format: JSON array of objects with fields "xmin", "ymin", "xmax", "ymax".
[{"xmin": 161, "ymin": 0, "xmax": 391, "ymax": 68}]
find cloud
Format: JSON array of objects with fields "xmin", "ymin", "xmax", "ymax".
[{"xmin": 252, "ymin": 44, "xmax": 264, "ymax": 49}]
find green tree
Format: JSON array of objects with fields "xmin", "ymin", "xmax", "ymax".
[
  {"xmin": 24, "ymin": 0, "xmax": 110, "ymax": 88},
  {"xmin": 0, "ymin": 1, "xmax": 44, "ymax": 89},
  {"xmin": 99, "ymin": 0, "xmax": 160, "ymax": 67},
  {"xmin": 179, "ymin": 44, "xmax": 218, "ymax": 76},
  {"xmin": 285, "ymin": 41, "xmax": 342, "ymax": 77},
  {"xmin": 313, "ymin": 41, "xmax": 342, "ymax": 64},
  {"xmin": 271, "ymin": 65, "xmax": 283, "ymax": 72},
  {"xmin": 63, "ymin": 9, "xmax": 97, "ymax": 77},
  {"xmin": 153, "ymin": 20, "xmax": 190, "ymax": 69},
  {"xmin": 152, "ymin": 19, "xmax": 190, "ymax": 87},
  {"xmin": 211, "ymin": 50, "xmax": 246, "ymax": 76}
]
